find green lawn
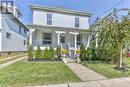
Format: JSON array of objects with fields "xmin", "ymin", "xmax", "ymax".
[
  {"xmin": 83, "ymin": 58, "xmax": 130, "ymax": 79},
  {"xmin": 0, "ymin": 60, "xmax": 80, "ymax": 87}
]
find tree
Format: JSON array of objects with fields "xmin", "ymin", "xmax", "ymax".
[
  {"xmin": 92, "ymin": 8, "xmax": 130, "ymax": 68},
  {"xmin": 35, "ymin": 46, "xmax": 42, "ymax": 60},
  {"xmin": 28, "ymin": 45, "xmax": 33, "ymax": 61}
]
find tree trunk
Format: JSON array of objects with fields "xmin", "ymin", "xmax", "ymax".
[{"xmin": 119, "ymin": 49, "xmax": 123, "ymax": 68}]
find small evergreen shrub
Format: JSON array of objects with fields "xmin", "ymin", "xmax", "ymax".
[
  {"xmin": 56, "ymin": 46, "xmax": 61, "ymax": 60},
  {"xmin": 43, "ymin": 47, "xmax": 49, "ymax": 60},
  {"xmin": 35, "ymin": 46, "xmax": 42, "ymax": 60},
  {"xmin": 79, "ymin": 44, "xmax": 86, "ymax": 61},
  {"xmin": 28, "ymin": 45, "xmax": 33, "ymax": 61},
  {"xmin": 49, "ymin": 46, "xmax": 55, "ymax": 60}
]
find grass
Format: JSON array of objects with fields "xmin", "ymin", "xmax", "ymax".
[
  {"xmin": 83, "ymin": 58, "xmax": 130, "ymax": 79},
  {"xmin": 0, "ymin": 60, "xmax": 80, "ymax": 87}
]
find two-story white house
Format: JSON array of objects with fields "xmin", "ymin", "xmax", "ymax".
[
  {"xmin": 28, "ymin": 4, "xmax": 92, "ymax": 56},
  {"xmin": 0, "ymin": 4, "xmax": 29, "ymax": 55}
]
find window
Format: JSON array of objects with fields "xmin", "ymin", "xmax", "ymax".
[
  {"xmin": 75, "ymin": 17, "xmax": 80, "ymax": 27},
  {"xmin": 77, "ymin": 35, "xmax": 82, "ymax": 45},
  {"xmin": 1, "ymin": 1, "xmax": 14, "ymax": 14},
  {"xmin": 43, "ymin": 33, "xmax": 52, "ymax": 44},
  {"xmin": 24, "ymin": 29, "xmax": 26, "ymax": 33},
  {"xmin": 19, "ymin": 26, "xmax": 21, "ymax": 34},
  {"xmin": 6, "ymin": 32, "xmax": 11, "ymax": 39},
  {"xmin": 47, "ymin": 13, "xmax": 52, "ymax": 25},
  {"xmin": 61, "ymin": 36, "xmax": 65, "ymax": 43},
  {"xmin": 24, "ymin": 40, "xmax": 26, "ymax": 45}
]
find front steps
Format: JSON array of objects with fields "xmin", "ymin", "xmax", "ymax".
[{"xmin": 65, "ymin": 58, "xmax": 76, "ymax": 63}]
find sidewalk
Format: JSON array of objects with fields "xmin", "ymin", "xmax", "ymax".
[
  {"xmin": 26, "ymin": 77, "xmax": 130, "ymax": 87},
  {"xmin": 66, "ymin": 63, "xmax": 106, "ymax": 81}
]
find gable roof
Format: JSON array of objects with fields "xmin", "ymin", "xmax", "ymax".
[{"xmin": 29, "ymin": 4, "xmax": 92, "ymax": 17}]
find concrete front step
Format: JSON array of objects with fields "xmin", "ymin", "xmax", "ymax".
[{"xmin": 66, "ymin": 58, "xmax": 76, "ymax": 63}]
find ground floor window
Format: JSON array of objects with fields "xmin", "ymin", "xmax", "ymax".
[
  {"xmin": 24, "ymin": 40, "xmax": 26, "ymax": 45},
  {"xmin": 77, "ymin": 34, "xmax": 82, "ymax": 45},
  {"xmin": 43, "ymin": 33, "xmax": 52, "ymax": 44},
  {"xmin": 6, "ymin": 32, "xmax": 11, "ymax": 39},
  {"xmin": 61, "ymin": 36, "xmax": 65, "ymax": 43}
]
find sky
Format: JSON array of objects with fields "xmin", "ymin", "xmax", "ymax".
[{"xmin": 14, "ymin": 0, "xmax": 130, "ymax": 25}]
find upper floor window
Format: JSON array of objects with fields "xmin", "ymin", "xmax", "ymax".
[
  {"xmin": 47, "ymin": 13, "xmax": 52, "ymax": 25},
  {"xmin": 19, "ymin": 26, "xmax": 22, "ymax": 34},
  {"xmin": 75, "ymin": 17, "xmax": 80, "ymax": 28}
]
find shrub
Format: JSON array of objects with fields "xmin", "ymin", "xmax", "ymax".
[
  {"xmin": 85, "ymin": 47, "xmax": 92, "ymax": 60},
  {"xmin": 28, "ymin": 45, "xmax": 33, "ymax": 60},
  {"xmin": 79, "ymin": 44, "xmax": 86, "ymax": 61},
  {"xmin": 76, "ymin": 50, "xmax": 80, "ymax": 54},
  {"xmin": 43, "ymin": 47, "xmax": 52, "ymax": 60},
  {"xmin": 56, "ymin": 46, "xmax": 61, "ymax": 59},
  {"xmin": 61, "ymin": 49, "xmax": 68, "ymax": 55},
  {"xmin": 49, "ymin": 46, "xmax": 55, "ymax": 60},
  {"xmin": 35, "ymin": 46, "xmax": 42, "ymax": 60}
]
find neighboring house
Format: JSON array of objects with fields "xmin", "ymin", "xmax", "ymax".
[
  {"xmin": 0, "ymin": 4, "xmax": 29, "ymax": 55},
  {"xmin": 28, "ymin": 4, "xmax": 92, "ymax": 56}
]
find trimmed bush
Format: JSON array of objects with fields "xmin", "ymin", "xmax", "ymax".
[
  {"xmin": 56, "ymin": 46, "xmax": 61, "ymax": 59},
  {"xmin": 79, "ymin": 44, "xmax": 86, "ymax": 61},
  {"xmin": 28, "ymin": 45, "xmax": 33, "ymax": 61},
  {"xmin": 35, "ymin": 46, "xmax": 42, "ymax": 60},
  {"xmin": 43, "ymin": 47, "xmax": 49, "ymax": 60},
  {"xmin": 49, "ymin": 46, "xmax": 55, "ymax": 60}
]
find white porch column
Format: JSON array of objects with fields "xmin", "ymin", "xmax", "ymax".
[
  {"xmin": 57, "ymin": 33, "xmax": 60, "ymax": 46},
  {"xmin": 29, "ymin": 29, "xmax": 35, "ymax": 45},
  {"xmin": 69, "ymin": 32, "xmax": 78, "ymax": 56},
  {"xmin": 55, "ymin": 30, "xmax": 66, "ymax": 46}
]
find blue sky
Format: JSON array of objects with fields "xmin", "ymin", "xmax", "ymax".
[{"xmin": 15, "ymin": 0, "xmax": 130, "ymax": 25}]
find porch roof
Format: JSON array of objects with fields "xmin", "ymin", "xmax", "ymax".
[{"xmin": 27, "ymin": 24, "xmax": 92, "ymax": 32}]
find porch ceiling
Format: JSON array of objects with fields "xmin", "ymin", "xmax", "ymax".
[{"xmin": 27, "ymin": 24, "xmax": 91, "ymax": 33}]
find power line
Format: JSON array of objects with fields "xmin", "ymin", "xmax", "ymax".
[
  {"xmin": 94, "ymin": 0, "xmax": 124, "ymax": 18},
  {"xmin": 90, "ymin": 0, "xmax": 124, "ymax": 24}
]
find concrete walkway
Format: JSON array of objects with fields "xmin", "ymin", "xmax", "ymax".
[
  {"xmin": 0, "ymin": 56, "xmax": 27, "ymax": 68},
  {"xmin": 26, "ymin": 77, "xmax": 130, "ymax": 87},
  {"xmin": 66, "ymin": 63, "xmax": 107, "ymax": 81}
]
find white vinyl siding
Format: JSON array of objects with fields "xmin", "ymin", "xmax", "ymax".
[{"xmin": 33, "ymin": 10, "xmax": 89, "ymax": 29}]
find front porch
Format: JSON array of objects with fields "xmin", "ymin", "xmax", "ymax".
[{"xmin": 29, "ymin": 25, "xmax": 91, "ymax": 56}]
